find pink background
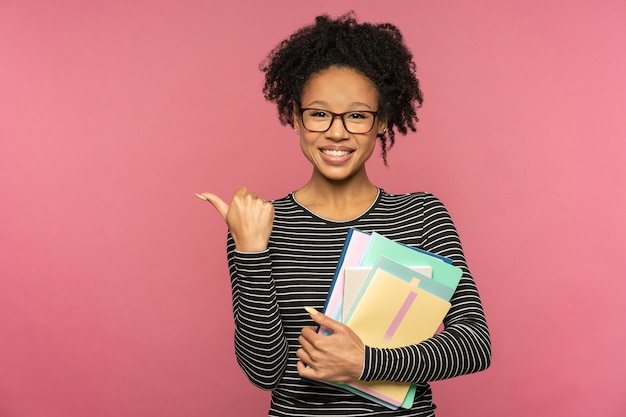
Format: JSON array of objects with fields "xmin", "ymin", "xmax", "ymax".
[{"xmin": 1, "ymin": 1, "xmax": 625, "ymax": 416}]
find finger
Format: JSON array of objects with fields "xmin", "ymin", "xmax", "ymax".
[
  {"xmin": 296, "ymin": 346, "xmax": 314, "ymax": 365},
  {"xmin": 296, "ymin": 359, "xmax": 316, "ymax": 379},
  {"xmin": 298, "ymin": 330, "xmax": 319, "ymax": 355},
  {"xmin": 304, "ymin": 306, "xmax": 343, "ymax": 334},
  {"xmin": 232, "ymin": 186, "xmax": 250, "ymax": 199},
  {"xmin": 196, "ymin": 192, "xmax": 229, "ymax": 220},
  {"xmin": 234, "ymin": 187, "xmax": 261, "ymax": 204},
  {"xmin": 300, "ymin": 326, "xmax": 319, "ymax": 339}
]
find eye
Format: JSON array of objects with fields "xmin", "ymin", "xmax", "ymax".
[
  {"xmin": 306, "ymin": 109, "xmax": 330, "ymax": 119},
  {"xmin": 347, "ymin": 112, "xmax": 371, "ymax": 120}
]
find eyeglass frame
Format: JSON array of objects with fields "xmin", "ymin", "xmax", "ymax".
[{"xmin": 297, "ymin": 107, "xmax": 380, "ymax": 134}]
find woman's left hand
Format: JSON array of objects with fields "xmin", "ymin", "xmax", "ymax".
[{"xmin": 296, "ymin": 307, "xmax": 365, "ymax": 383}]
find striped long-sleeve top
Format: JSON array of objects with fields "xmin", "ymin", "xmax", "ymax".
[{"xmin": 226, "ymin": 189, "xmax": 491, "ymax": 416}]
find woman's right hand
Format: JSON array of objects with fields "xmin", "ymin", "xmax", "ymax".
[{"xmin": 196, "ymin": 187, "xmax": 274, "ymax": 252}]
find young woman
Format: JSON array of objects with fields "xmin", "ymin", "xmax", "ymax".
[{"xmin": 197, "ymin": 13, "xmax": 491, "ymax": 416}]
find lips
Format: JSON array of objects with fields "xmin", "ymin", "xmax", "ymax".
[{"xmin": 321, "ymin": 149, "xmax": 352, "ymax": 157}]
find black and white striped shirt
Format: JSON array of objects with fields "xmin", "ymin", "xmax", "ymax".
[{"xmin": 227, "ymin": 190, "xmax": 491, "ymax": 416}]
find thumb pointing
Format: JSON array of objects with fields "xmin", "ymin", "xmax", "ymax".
[{"xmin": 196, "ymin": 192, "xmax": 229, "ymax": 220}]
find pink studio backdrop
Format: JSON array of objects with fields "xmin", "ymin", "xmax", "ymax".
[{"xmin": 1, "ymin": 1, "xmax": 625, "ymax": 416}]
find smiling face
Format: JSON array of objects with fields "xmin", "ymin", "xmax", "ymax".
[{"xmin": 294, "ymin": 66, "xmax": 386, "ymax": 183}]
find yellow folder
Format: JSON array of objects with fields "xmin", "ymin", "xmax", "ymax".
[{"xmin": 343, "ymin": 257, "xmax": 451, "ymax": 407}]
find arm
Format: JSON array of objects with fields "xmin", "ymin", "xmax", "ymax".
[
  {"xmin": 227, "ymin": 242, "xmax": 289, "ymax": 389},
  {"xmin": 198, "ymin": 188, "xmax": 289, "ymax": 389},
  {"xmin": 360, "ymin": 194, "xmax": 491, "ymax": 383}
]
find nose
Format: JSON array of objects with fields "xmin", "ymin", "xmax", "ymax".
[{"xmin": 326, "ymin": 115, "xmax": 349, "ymax": 140}]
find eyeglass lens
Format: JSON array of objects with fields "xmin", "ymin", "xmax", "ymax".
[{"xmin": 301, "ymin": 109, "xmax": 376, "ymax": 134}]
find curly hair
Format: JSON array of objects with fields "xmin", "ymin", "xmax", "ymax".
[{"xmin": 260, "ymin": 12, "xmax": 423, "ymax": 164}]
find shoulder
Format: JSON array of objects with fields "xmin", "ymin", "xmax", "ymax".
[
  {"xmin": 270, "ymin": 193, "xmax": 293, "ymax": 207},
  {"xmin": 378, "ymin": 190, "xmax": 448, "ymax": 211},
  {"xmin": 376, "ymin": 191, "xmax": 454, "ymax": 229},
  {"xmin": 269, "ymin": 193, "xmax": 308, "ymax": 219}
]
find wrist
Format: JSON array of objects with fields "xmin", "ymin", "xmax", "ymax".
[{"xmin": 233, "ymin": 237, "xmax": 269, "ymax": 252}]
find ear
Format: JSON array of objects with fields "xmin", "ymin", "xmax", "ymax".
[
  {"xmin": 376, "ymin": 116, "xmax": 388, "ymax": 135},
  {"xmin": 294, "ymin": 114, "xmax": 301, "ymax": 133},
  {"xmin": 293, "ymin": 103, "xmax": 302, "ymax": 134}
]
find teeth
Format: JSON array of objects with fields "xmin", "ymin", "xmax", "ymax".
[{"xmin": 322, "ymin": 149, "xmax": 350, "ymax": 156}]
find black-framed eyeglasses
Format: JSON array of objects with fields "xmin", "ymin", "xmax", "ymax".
[{"xmin": 299, "ymin": 108, "xmax": 379, "ymax": 134}]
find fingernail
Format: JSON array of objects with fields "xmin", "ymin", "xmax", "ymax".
[
  {"xmin": 304, "ymin": 306, "xmax": 318, "ymax": 316},
  {"xmin": 195, "ymin": 193, "xmax": 208, "ymax": 201}
]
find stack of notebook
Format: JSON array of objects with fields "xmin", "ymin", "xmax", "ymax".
[{"xmin": 313, "ymin": 228, "xmax": 463, "ymax": 409}]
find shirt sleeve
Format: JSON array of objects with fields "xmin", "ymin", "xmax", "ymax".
[
  {"xmin": 227, "ymin": 236, "xmax": 289, "ymax": 390},
  {"xmin": 359, "ymin": 194, "xmax": 492, "ymax": 383}
]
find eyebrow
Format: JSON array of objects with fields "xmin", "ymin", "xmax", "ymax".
[{"xmin": 303, "ymin": 100, "xmax": 375, "ymax": 110}]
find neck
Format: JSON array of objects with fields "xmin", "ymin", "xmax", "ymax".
[{"xmin": 294, "ymin": 170, "xmax": 379, "ymax": 221}]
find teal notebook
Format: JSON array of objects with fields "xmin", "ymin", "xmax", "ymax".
[{"xmin": 359, "ymin": 232, "xmax": 462, "ymax": 295}]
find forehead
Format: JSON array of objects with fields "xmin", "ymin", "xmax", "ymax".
[{"xmin": 301, "ymin": 66, "xmax": 379, "ymax": 107}]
